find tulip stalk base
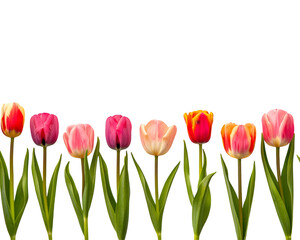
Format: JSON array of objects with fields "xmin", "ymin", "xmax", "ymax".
[
  {"xmin": 286, "ymin": 236, "xmax": 291, "ymax": 240},
  {"xmin": 84, "ymin": 217, "xmax": 89, "ymax": 240},
  {"xmin": 276, "ymin": 147, "xmax": 285, "ymax": 201},
  {"xmin": 156, "ymin": 232, "xmax": 161, "ymax": 240},
  {"xmin": 194, "ymin": 234, "xmax": 199, "ymax": 240}
]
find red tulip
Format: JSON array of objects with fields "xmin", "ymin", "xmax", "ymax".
[
  {"xmin": 105, "ymin": 115, "xmax": 132, "ymax": 150},
  {"xmin": 184, "ymin": 110, "xmax": 213, "ymax": 144},
  {"xmin": 63, "ymin": 124, "xmax": 94, "ymax": 159},
  {"xmin": 262, "ymin": 109, "xmax": 294, "ymax": 147},
  {"xmin": 30, "ymin": 113, "xmax": 59, "ymax": 147},
  {"xmin": 1, "ymin": 102, "xmax": 25, "ymax": 138},
  {"xmin": 221, "ymin": 123, "xmax": 256, "ymax": 159}
]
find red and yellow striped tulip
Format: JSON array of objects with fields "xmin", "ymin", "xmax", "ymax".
[
  {"xmin": 184, "ymin": 110, "xmax": 213, "ymax": 144},
  {"xmin": 221, "ymin": 123, "xmax": 256, "ymax": 159},
  {"xmin": 1, "ymin": 102, "xmax": 25, "ymax": 138}
]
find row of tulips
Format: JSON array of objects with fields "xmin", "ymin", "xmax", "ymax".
[{"xmin": 0, "ymin": 102, "xmax": 296, "ymax": 240}]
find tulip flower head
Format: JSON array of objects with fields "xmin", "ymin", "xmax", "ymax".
[
  {"xmin": 105, "ymin": 115, "xmax": 132, "ymax": 150},
  {"xmin": 262, "ymin": 109, "xmax": 294, "ymax": 147},
  {"xmin": 30, "ymin": 113, "xmax": 59, "ymax": 147},
  {"xmin": 63, "ymin": 124, "xmax": 94, "ymax": 159},
  {"xmin": 140, "ymin": 120, "xmax": 177, "ymax": 156},
  {"xmin": 184, "ymin": 110, "xmax": 213, "ymax": 144},
  {"xmin": 1, "ymin": 102, "xmax": 25, "ymax": 138},
  {"xmin": 221, "ymin": 123, "xmax": 256, "ymax": 159}
]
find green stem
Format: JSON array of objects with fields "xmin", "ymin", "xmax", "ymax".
[
  {"xmin": 286, "ymin": 236, "xmax": 291, "ymax": 240},
  {"xmin": 276, "ymin": 147, "xmax": 285, "ymax": 201},
  {"xmin": 194, "ymin": 234, "xmax": 199, "ymax": 240},
  {"xmin": 238, "ymin": 159, "xmax": 243, "ymax": 237},
  {"xmin": 199, "ymin": 144, "xmax": 203, "ymax": 177},
  {"xmin": 9, "ymin": 137, "xmax": 15, "ymax": 221},
  {"xmin": 155, "ymin": 156, "xmax": 159, "ymax": 213},
  {"xmin": 48, "ymin": 232, "xmax": 53, "ymax": 240},
  {"xmin": 84, "ymin": 217, "xmax": 89, "ymax": 240},
  {"xmin": 116, "ymin": 149, "xmax": 120, "ymax": 196},
  {"xmin": 43, "ymin": 146, "xmax": 49, "ymax": 213},
  {"xmin": 11, "ymin": 235, "xmax": 16, "ymax": 240},
  {"xmin": 81, "ymin": 158, "xmax": 85, "ymax": 197},
  {"xmin": 156, "ymin": 232, "xmax": 161, "ymax": 240}
]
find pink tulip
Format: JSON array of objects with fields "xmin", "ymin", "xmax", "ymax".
[
  {"xmin": 262, "ymin": 109, "xmax": 294, "ymax": 147},
  {"xmin": 30, "ymin": 113, "xmax": 59, "ymax": 146},
  {"xmin": 63, "ymin": 124, "xmax": 94, "ymax": 158},
  {"xmin": 140, "ymin": 120, "xmax": 177, "ymax": 156},
  {"xmin": 105, "ymin": 115, "xmax": 132, "ymax": 150}
]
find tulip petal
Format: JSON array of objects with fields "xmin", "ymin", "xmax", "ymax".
[
  {"xmin": 158, "ymin": 125, "xmax": 177, "ymax": 156},
  {"xmin": 116, "ymin": 116, "xmax": 132, "ymax": 149},
  {"xmin": 105, "ymin": 117, "xmax": 118, "ymax": 149},
  {"xmin": 192, "ymin": 113, "xmax": 212, "ymax": 143},
  {"xmin": 231, "ymin": 126, "xmax": 250, "ymax": 159},
  {"xmin": 279, "ymin": 113, "xmax": 294, "ymax": 147}
]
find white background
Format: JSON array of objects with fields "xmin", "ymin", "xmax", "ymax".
[{"xmin": 1, "ymin": 0, "xmax": 300, "ymax": 239}]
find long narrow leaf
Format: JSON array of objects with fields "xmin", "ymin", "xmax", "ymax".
[
  {"xmin": 115, "ymin": 152, "xmax": 130, "ymax": 240},
  {"xmin": 31, "ymin": 149, "xmax": 48, "ymax": 229},
  {"xmin": 281, "ymin": 135, "xmax": 294, "ymax": 227},
  {"xmin": 0, "ymin": 152, "xmax": 15, "ymax": 236},
  {"xmin": 242, "ymin": 162, "xmax": 256, "ymax": 238},
  {"xmin": 64, "ymin": 162, "xmax": 84, "ymax": 233},
  {"xmin": 221, "ymin": 155, "xmax": 242, "ymax": 240},
  {"xmin": 131, "ymin": 153, "xmax": 159, "ymax": 232},
  {"xmin": 82, "ymin": 153, "xmax": 92, "ymax": 218},
  {"xmin": 192, "ymin": 172, "xmax": 215, "ymax": 236},
  {"xmin": 261, "ymin": 135, "xmax": 291, "ymax": 236},
  {"xmin": 47, "ymin": 156, "xmax": 62, "ymax": 232},
  {"xmin": 14, "ymin": 149, "xmax": 29, "ymax": 231},
  {"xmin": 99, "ymin": 153, "xmax": 117, "ymax": 230},
  {"xmin": 183, "ymin": 141, "xmax": 194, "ymax": 205}
]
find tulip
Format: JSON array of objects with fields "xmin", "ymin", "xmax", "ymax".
[
  {"xmin": 184, "ymin": 110, "xmax": 213, "ymax": 144},
  {"xmin": 262, "ymin": 109, "xmax": 294, "ymax": 148},
  {"xmin": 221, "ymin": 123, "xmax": 256, "ymax": 159},
  {"xmin": 140, "ymin": 120, "xmax": 177, "ymax": 156},
  {"xmin": 30, "ymin": 113, "xmax": 59, "ymax": 147},
  {"xmin": 30, "ymin": 113, "xmax": 61, "ymax": 240},
  {"xmin": 63, "ymin": 124, "xmax": 94, "ymax": 159},
  {"xmin": 134, "ymin": 119, "xmax": 179, "ymax": 240},
  {"xmin": 105, "ymin": 115, "xmax": 132, "ymax": 150},
  {"xmin": 221, "ymin": 123, "xmax": 256, "ymax": 240},
  {"xmin": 1, "ymin": 102, "xmax": 25, "ymax": 138}
]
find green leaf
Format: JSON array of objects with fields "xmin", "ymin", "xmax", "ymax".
[
  {"xmin": 242, "ymin": 162, "xmax": 256, "ymax": 238},
  {"xmin": 192, "ymin": 172, "xmax": 215, "ymax": 237},
  {"xmin": 47, "ymin": 155, "xmax": 62, "ymax": 232},
  {"xmin": 89, "ymin": 138, "xmax": 99, "ymax": 206},
  {"xmin": 198, "ymin": 150, "xmax": 208, "ymax": 186},
  {"xmin": 99, "ymin": 153, "xmax": 117, "ymax": 230},
  {"xmin": 0, "ymin": 151, "xmax": 15, "ymax": 236},
  {"xmin": 281, "ymin": 135, "xmax": 295, "ymax": 228},
  {"xmin": 261, "ymin": 134, "xmax": 291, "ymax": 236},
  {"xmin": 183, "ymin": 141, "xmax": 194, "ymax": 205},
  {"xmin": 14, "ymin": 149, "xmax": 29, "ymax": 232},
  {"xmin": 221, "ymin": 155, "xmax": 242, "ymax": 240},
  {"xmin": 64, "ymin": 162, "xmax": 84, "ymax": 233},
  {"xmin": 115, "ymin": 152, "xmax": 130, "ymax": 240},
  {"xmin": 158, "ymin": 161, "xmax": 180, "ymax": 229},
  {"xmin": 82, "ymin": 153, "xmax": 92, "ymax": 218},
  {"xmin": 31, "ymin": 149, "xmax": 48, "ymax": 230},
  {"xmin": 131, "ymin": 153, "xmax": 159, "ymax": 232}
]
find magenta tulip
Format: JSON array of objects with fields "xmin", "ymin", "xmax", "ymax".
[
  {"xmin": 30, "ymin": 113, "xmax": 59, "ymax": 147},
  {"xmin": 262, "ymin": 109, "xmax": 294, "ymax": 147},
  {"xmin": 105, "ymin": 115, "xmax": 132, "ymax": 150},
  {"xmin": 63, "ymin": 124, "xmax": 94, "ymax": 159}
]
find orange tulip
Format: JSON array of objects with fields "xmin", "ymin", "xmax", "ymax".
[
  {"xmin": 1, "ymin": 102, "xmax": 25, "ymax": 138},
  {"xmin": 221, "ymin": 123, "xmax": 256, "ymax": 159},
  {"xmin": 184, "ymin": 110, "xmax": 213, "ymax": 144},
  {"xmin": 140, "ymin": 120, "xmax": 177, "ymax": 156}
]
